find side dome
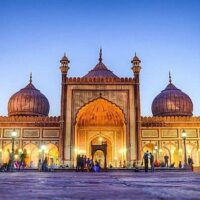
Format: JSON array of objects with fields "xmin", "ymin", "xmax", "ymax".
[
  {"xmin": 8, "ymin": 74, "xmax": 50, "ymax": 117},
  {"xmin": 151, "ymin": 74, "xmax": 193, "ymax": 117}
]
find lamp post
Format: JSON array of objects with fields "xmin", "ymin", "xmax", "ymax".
[
  {"xmin": 182, "ymin": 129, "xmax": 187, "ymax": 168},
  {"xmin": 11, "ymin": 129, "xmax": 17, "ymax": 171}
]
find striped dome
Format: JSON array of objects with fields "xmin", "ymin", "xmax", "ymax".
[
  {"xmin": 152, "ymin": 76, "xmax": 193, "ymax": 117},
  {"xmin": 8, "ymin": 75, "xmax": 49, "ymax": 116}
]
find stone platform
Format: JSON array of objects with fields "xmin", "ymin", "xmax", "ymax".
[{"xmin": 0, "ymin": 171, "xmax": 199, "ymax": 199}]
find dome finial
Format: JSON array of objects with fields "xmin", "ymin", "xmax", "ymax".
[
  {"xmin": 30, "ymin": 72, "xmax": 32, "ymax": 84},
  {"xmin": 169, "ymin": 71, "xmax": 172, "ymax": 84},
  {"xmin": 99, "ymin": 47, "xmax": 102, "ymax": 63}
]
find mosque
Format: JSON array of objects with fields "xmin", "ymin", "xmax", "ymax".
[{"xmin": 0, "ymin": 49, "xmax": 200, "ymax": 168}]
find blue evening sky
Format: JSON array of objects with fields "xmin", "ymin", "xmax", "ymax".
[{"xmin": 0, "ymin": 0, "xmax": 200, "ymax": 116}]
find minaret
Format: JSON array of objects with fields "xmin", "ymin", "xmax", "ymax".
[
  {"xmin": 59, "ymin": 53, "xmax": 70, "ymax": 163},
  {"xmin": 60, "ymin": 53, "xmax": 70, "ymax": 75},
  {"xmin": 131, "ymin": 52, "xmax": 141, "ymax": 78},
  {"xmin": 131, "ymin": 53, "xmax": 142, "ymax": 163}
]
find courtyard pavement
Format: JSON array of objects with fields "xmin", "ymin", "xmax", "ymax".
[{"xmin": 0, "ymin": 171, "xmax": 199, "ymax": 200}]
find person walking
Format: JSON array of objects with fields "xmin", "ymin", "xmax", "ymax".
[{"xmin": 149, "ymin": 152, "xmax": 154, "ymax": 172}]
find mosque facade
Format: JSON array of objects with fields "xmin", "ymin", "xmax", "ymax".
[{"xmin": 0, "ymin": 50, "xmax": 199, "ymax": 168}]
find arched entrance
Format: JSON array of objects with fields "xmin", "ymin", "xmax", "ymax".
[
  {"xmin": 45, "ymin": 143, "xmax": 59, "ymax": 165},
  {"xmin": 91, "ymin": 141, "xmax": 107, "ymax": 169},
  {"xmin": 23, "ymin": 143, "xmax": 39, "ymax": 167},
  {"xmin": 74, "ymin": 97, "xmax": 126, "ymax": 167}
]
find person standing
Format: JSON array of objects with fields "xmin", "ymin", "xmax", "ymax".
[
  {"xmin": 49, "ymin": 158, "xmax": 55, "ymax": 172},
  {"xmin": 123, "ymin": 160, "xmax": 126, "ymax": 168},
  {"xmin": 38, "ymin": 159, "xmax": 42, "ymax": 172},
  {"xmin": 86, "ymin": 158, "xmax": 90, "ymax": 172},
  {"xmin": 80, "ymin": 155, "xmax": 84, "ymax": 172},
  {"xmin": 76, "ymin": 155, "xmax": 81, "ymax": 172},
  {"xmin": 164, "ymin": 155, "xmax": 169, "ymax": 167},
  {"xmin": 188, "ymin": 156, "xmax": 193, "ymax": 168},
  {"xmin": 143, "ymin": 150, "xmax": 149, "ymax": 172},
  {"xmin": 178, "ymin": 161, "xmax": 182, "ymax": 168},
  {"xmin": 19, "ymin": 150, "xmax": 26, "ymax": 170},
  {"xmin": 42, "ymin": 157, "xmax": 48, "ymax": 172},
  {"xmin": 7, "ymin": 149, "xmax": 13, "ymax": 171},
  {"xmin": 149, "ymin": 152, "xmax": 154, "ymax": 172}
]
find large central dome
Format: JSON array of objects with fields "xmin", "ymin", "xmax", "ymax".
[
  {"xmin": 151, "ymin": 74, "xmax": 193, "ymax": 117},
  {"xmin": 8, "ymin": 74, "xmax": 50, "ymax": 117},
  {"xmin": 83, "ymin": 48, "xmax": 119, "ymax": 78}
]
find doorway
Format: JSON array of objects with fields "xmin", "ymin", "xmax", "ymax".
[{"xmin": 91, "ymin": 142, "xmax": 107, "ymax": 169}]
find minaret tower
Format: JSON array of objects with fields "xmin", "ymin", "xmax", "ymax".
[
  {"xmin": 131, "ymin": 53, "xmax": 142, "ymax": 162},
  {"xmin": 59, "ymin": 53, "xmax": 70, "ymax": 162}
]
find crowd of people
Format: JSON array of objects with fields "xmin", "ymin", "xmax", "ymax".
[
  {"xmin": 0, "ymin": 148, "xmax": 56, "ymax": 172},
  {"xmin": 37, "ymin": 157, "xmax": 55, "ymax": 172},
  {"xmin": 0, "ymin": 149, "xmax": 195, "ymax": 173},
  {"xmin": 0, "ymin": 149, "xmax": 27, "ymax": 172},
  {"xmin": 76, "ymin": 155, "xmax": 101, "ymax": 172},
  {"xmin": 142, "ymin": 150, "xmax": 194, "ymax": 172}
]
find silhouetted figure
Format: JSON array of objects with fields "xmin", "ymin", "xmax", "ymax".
[
  {"xmin": 170, "ymin": 162, "xmax": 175, "ymax": 168},
  {"xmin": 80, "ymin": 155, "xmax": 84, "ymax": 172},
  {"xmin": 7, "ymin": 150, "xmax": 13, "ymax": 172},
  {"xmin": 86, "ymin": 158, "xmax": 90, "ymax": 172},
  {"xmin": 149, "ymin": 152, "xmax": 154, "ymax": 172},
  {"xmin": 19, "ymin": 151, "xmax": 26, "ymax": 170},
  {"xmin": 164, "ymin": 155, "xmax": 169, "ymax": 167},
  {"xmin": 179, "ymin": 161, "xmax": 182, "ymax": 168},
  {"xmin": 76, "ymin": 155, "xmax": 81, "ymax": 172},
  {"xmin": 90, "ymin": 159, "xmax": 94, "ymax": 172},
  {"xmin": 49, "ymin": 158, "xmax": 55, "ymax": 172},
  {"xmin": 119, "ymin": 160, "xmax": 122, "ymax": 168},
  {"xmin": 38, "ymin": 159, "xmax": 42, "ymax": 171},
  {"xmin": 188, "ymin": 156, "xmax": 193, "ymax": 167},
  {"xmin": 143, "ymin": 150, "xmax": 149, "ymax": 172},
  {"xmin": 83, "ymin": 155, "xmax": 87, "ymax": 169},
  {"xmin": 132, "ymin": 160, "xmax": 136, "ymax": 168},
  {"xmin": 42, "ymin": 157, "xmax": 48, "ymax": 172},
  {"xmin": 93, "ymin": 160, "xmax": 100, "ymax": 172},
  {"xmin": 123, "ymin": 160, "xmax": 126, "ymax": 168}
]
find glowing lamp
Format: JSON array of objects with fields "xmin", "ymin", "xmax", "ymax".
[{"xmin": 11, "ymin": 130, "xmax": 17, "ymax": 138}]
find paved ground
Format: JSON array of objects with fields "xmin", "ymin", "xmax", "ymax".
[{"xmin": 0, "ymin": 171, "xmax": 199, "ymax": 200}]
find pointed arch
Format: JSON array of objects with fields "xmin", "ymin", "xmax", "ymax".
[{"xmin": 75, "ymin": 97, "xmax": 126, "ymax": 127}]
